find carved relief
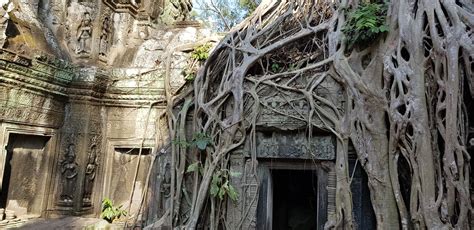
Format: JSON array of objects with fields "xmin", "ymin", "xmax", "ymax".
[
  {"xmin": 0, "ymin": 88, "xmax": 65, "ymax": 127},
  {"xmin": 0, "ymin": 1, "xmax": 13, "ymax": 47},
  {"xmin": 257, "ymin": 96, "xmax": 308, "ymax": 129},
  {"xmin": 102, "ymin": 0, "xmax": 141, "ymax": 16},
  {"xmin": 254, "ymin": 132, "xmax": 335, "ymax": 160},
  {"xmin": 244, "ymin": 76, "xmax": 344, "ymax": 131},
  {"xmin": 82, "ymin": 136, "xmax": 99, "ymax": 206},
  {"xmin": 242, "ymin": 159, "xmax": 259, "ymax": 229},
  {"xmin": 76, "ymin": 12, "xmax": 93, "ymax": 56},
  {"xmin": 99, "ymin": 16, "xmax": 112, "ymax": 59},
  {"xmin": 170, "ymin": 0, "xmax": 192, "ymax": 20},
  {"xmin": 160, "ymin": 163, "xmax": 171, "ymax": 210},
  {"xmin": 58, "ymin": 144, "xmax": 79, "ymax": 207}
]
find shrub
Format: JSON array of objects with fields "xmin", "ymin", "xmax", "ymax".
[{"xmin": 342, "ymin": 2, "xmax": 389, "ymax": 49}]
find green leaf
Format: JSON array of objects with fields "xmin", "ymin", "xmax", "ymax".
[
  {"xmin": 227, "ymin": 184, "xmax": 239, "ymax": 201},
  {"xmin": 195, "ymin": 139, "xmax": 208, "ymax": 150},
  {"xmin": 191, "ymin": 43, "xmax": 212, "ymax": 62},
  {"xmin": 212, "ymin": 173, "xmax": 222, "ymax": 185},
  {"xmin": 379, "ymin": 25, "xmax": 389, "ymax": 32},
  {"xmin": 271, "ymin": 63, "xmax": 280, "ymax": 72},
  {"xmin": 184, "ymin": 72, "xmax": 195, "ymax": 82},
  {"xmin": 210, "ymin": 183, "xmax": 220, "ymax": 197},
  {"xmin": 342, "ymin": 2, "xmax": 388, "ymax": 49},
  {"xmin": 100, "ymin": 198, "xmax": 127, "ymax": 223},
  {"xmin": 218, "ymin": 186, "xmax": 226, "ymax": 200},
  {"xmin": 192, "ymin": 132, "xmax": 212, "ymax": 150},
  {"xmin": 186, "ymin": 162, "xmax": 201, "ymax": 173}
]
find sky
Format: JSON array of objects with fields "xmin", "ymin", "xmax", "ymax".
[{"xmin": 191, "ymin": 0, "xmax": 250, "ymax": 31}]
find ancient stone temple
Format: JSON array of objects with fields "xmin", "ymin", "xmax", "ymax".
[
  {"xmin": 0, "ymin": 0, "xmax": 204, "ymax": 227},
  {"xmin": 0, "ymin": 0, "xmax": 473, "ymax": 229}
]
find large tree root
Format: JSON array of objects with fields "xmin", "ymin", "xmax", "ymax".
[{"xmin": 161, "ymin": 0, "xmax": 474, "ymax": 229}]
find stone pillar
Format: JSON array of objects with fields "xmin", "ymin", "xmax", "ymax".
[{"xmin": 54, "ymin": 69, "xmax": 106, "ymax": 216}]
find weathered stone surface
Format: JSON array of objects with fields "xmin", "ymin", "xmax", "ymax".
[
  {"xmin": 250, "ymin": 132, "xmax": 336, "ymax": 160},
  {"xmin": 0, "ymin": 0, "xmax": 204, "ymax": 223}
]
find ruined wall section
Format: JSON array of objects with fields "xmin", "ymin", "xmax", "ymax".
[
  {"xmin": 1, "ymin": 0, "xmax": 195, "ymax": 68},
  {"xmin": 0, "ymin": 0, "xmax": 208, "ymax": 219}
]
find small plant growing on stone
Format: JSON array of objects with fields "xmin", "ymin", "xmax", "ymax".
[
  {"xmin": 271, "ymin": 63, "xmax": 281, "ymax": 73},
  {"xmin": 342, "ymin": 2, "xmax": 389, "ymax": 49},
  {"xmin": 183, "ymin": 70, "xmax": 196, "ymax": 82},
  {"xmin": 210, "ymin": 169, "xmax": 239, "ymax": 202},
  {"xmin": 100, "ymin": 198, "xmax": 127, "ymax": 223},
  {"xmin": 191, "ymin": 43, "xmax": 212, "ymax": 62},
  {"xmin": 183, "ymin": 43, "xmax": 213, "ymax": 82}
]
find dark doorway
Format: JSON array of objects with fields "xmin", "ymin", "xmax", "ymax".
[
  {"xmin": 272, "ymin": 170, "xmax": 318, "ymax": 230},
  {"xmin": 1, "ymin": 134, "xmax": 50, "ymax": 215}
]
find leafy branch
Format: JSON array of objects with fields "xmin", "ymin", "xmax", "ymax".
[
  {"xmin": 172, "ymin": 132, "xmax": 212, "ymax": 150},
  {"xmin": 210, "ymin": 169, "xmax": 240, "ymax": 202}
]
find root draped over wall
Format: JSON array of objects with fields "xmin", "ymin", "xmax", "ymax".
[{"xmin": 161, "ymin": 0, "xmax": 474, "ymax": 229}]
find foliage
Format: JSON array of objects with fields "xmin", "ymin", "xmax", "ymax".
[
  {"xmin": 342, "ymin": 2, "xmax": 389, "ymax": 49},
  {"xmin": 172, "ymin": 138, "xmax": 192, "ymax": 148},
  {"xmin": 186, "ymin": 161, "xmax": 203, "ymax": 174},
  {"xmin": 183, "ymin": 43, "xmax": 213, "ymax": 82},
  {"xmin": 192, "ymin": 0, "xmax": 261, "ymax": 31},
  {"xmin": 209, "ymin": 169, "xmax": 239, "ymax": 201},
  {"xmin": 271, "ymin": 63, "xmax": 281, "ymax": 72},
  {"xmin": 184, "ymin": 71, "xmax": 196, "ymax": 82},
  {"xmin": 191, "ymin": 43, "xmax": 212, "ymax": 62},
  {"xmin": 100, "ymin": 198, "xmax": 127, "ymax": 223},
  {"xmin": 192, "ymin": 132, "xmax": 212, "ymax": 150},
  {"xmin": 172, "ymin": 132, "xmax": 212, "ymax": 150},
  {"xmin": 239, "ymin": 0, "xmax": 259, "ymax": 16}
]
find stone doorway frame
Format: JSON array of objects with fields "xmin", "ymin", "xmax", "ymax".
[
  {"xmin": 257, "ymin": 160, "xmax": 331, "ymax": 230},
  {"xmin": 0, "ymin": 123, "xmax": 60, "ymax": 216},
  {"xmin": 99, "ymin": 138, "xmax": 155, "ymax": 215}
]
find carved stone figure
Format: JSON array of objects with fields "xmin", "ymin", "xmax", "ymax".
[
  {"xmin": 76, "ymin": 12, "xmax": 92, "ymax": 55},
  {"xmin": 99, "ymin": 17, "xmax": 111, "ymax": 57},
  {"xmin": 161, "ymin": 163, "xmax": 171, "ymax": 198},
  {"xmin": 82, "ymin": 144, "xmax": 98, "ymax": 205},
  {"xmin": 0, "ymin": 1, "xmax": 13, "ymax": 48},
  {"xmin": 160, "ymin": 163, "xmax": 171, "ymax": 212},
  {"xmin": 59, "ymin": 144, "xmax": 78, "ymax": 206},
  {"xmin": 143, "ymin": 0, "xmax": 164, "ymax": 19},
  {"xmin": 171, "ymin": 0, "xmax": 192, "ymax": 20}
]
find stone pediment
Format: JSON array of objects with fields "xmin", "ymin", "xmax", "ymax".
[
  {"xmin": 256, "ymin": 95, "xmax": 308, "ymax": 130},
  {"xmin": 244, "ymin": 76, "xmax": 345, "ymax": 131}
]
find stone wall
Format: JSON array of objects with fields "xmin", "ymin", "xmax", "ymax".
[{"xmin": 0, "ymin": 0, "xmax": 207, "ymax": 222}]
